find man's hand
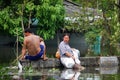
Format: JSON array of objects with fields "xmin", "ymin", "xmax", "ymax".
[
  {"xmin": 20, "ymin": 55, "xmax": 25, "ymax": 60},
  {"xmin": 65, "ymin": 52, "xmax": 75, "ymax": 59}
]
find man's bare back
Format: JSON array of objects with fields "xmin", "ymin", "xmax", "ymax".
[
  {"xmin": 21, "ymin": 28, "xmax": 42, "ymax": 60},
  {"xmin": 25, "ymin": 34, "xmax": 41, "ymax": 56}
]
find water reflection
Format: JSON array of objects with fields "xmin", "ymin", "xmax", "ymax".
[
  {"xmin": 100, "ymin": 66, "xmax": 118, "ymax": 74},
  {"xmin": 1, "ymin": 66, "xmax": 120, "ymax": 80},
  {"xmin": 11, "ymin": 68, "xmax": 81, "ymax": 80},
  {"xmin": 60, "ymin": 69, "xmax": 81, "ymax": 80}
]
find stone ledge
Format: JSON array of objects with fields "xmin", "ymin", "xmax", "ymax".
[
  {"xmin": 80, "ymin": 57, "xmax": 99, "ymax": 67},
  {"xmin": 21, "ymin": 58, "xmax": 62, "ymax": 68},
  {"xmin": 21, "ymin": 56, "xmax": 120, "ymax": 68}
]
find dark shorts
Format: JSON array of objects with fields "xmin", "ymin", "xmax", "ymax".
[{"xmin": 25, "ymin": 45, "xmax": 44, "ymax": 61}]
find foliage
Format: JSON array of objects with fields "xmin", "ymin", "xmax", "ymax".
[
  {"xmin": 65, "ymin": 0, "xmax": 120, "ymax": 55},
  {"xmin": 0, "ymin": 0, "xmax": 65, "ymax": 41},
  {"xmin": 35, "ymin": 0, "xmax": 65, "ymax": 39}
]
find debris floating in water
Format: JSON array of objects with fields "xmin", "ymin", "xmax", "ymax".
[
  {"xmin": 18, "ymin": 61, "xmax": 23, "ymax": 73},
  {"xmin": 12, "ymin": 75, "xmax": 20, "ymax": 80}
]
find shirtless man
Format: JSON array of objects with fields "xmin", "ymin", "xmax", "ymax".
[{"xmin": 20, "ymin": 28, "xmax": 44, "ymax": 61}]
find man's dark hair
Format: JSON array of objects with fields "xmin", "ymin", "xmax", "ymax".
[
  {"xmin": 63, "ymin": 33, "xmax": 70, "ymax": 37},
  {"xmin": 24, "ymin": 28, "xmax": 33, "ymax": 33}
]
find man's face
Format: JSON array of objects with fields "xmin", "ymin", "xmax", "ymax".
[{"xmin": 63, "ymin": 35, "xmax": 69, "ymax": 43}]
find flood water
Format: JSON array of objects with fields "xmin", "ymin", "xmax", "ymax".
[{"xmin": 1, "ymin": 66, "xmax": 120, "ymax": 80}]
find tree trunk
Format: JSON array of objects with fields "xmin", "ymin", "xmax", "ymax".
[
  {"xmin": 21, "ymin": 4, "xmax": 24, "ymax": 34},
  {"xmin": 118, "ymin": 0, "xmax": 120, "ymax": 22},
  {"xmin": 28, "ymin": 11, "xmax": 31, "ymax": 28}
]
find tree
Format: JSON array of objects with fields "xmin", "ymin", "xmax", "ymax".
[
  {"xmin": 65, "ymin": 0, "xmax": 120, "ymax": 55},
  {"xmin": 0, "ymin": 0, "xmax": 65, "ymax": 41},
  {"xmin": 35, "ymin": 0, "xmax": 65, "ymax": 39}
]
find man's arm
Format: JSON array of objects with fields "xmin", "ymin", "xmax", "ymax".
[
  {"xmin": 65, "ymin": 52, "xmax": 75, "ymax": 60},
  {"xmin": 59, "ymin": 43, "xmax": 75, "ymax": 59}
]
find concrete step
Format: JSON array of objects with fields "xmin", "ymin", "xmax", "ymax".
[
  {"xmin": 20, "ymin": 56, "xmax": 120, "ymax": 68},
  {"xmin": 21, "ymin": 57, "xmax": 99, "ymax": 68}
]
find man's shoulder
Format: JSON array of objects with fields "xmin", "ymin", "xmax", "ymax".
[
  {"xmin": 32, "ymin": 35, "xmax": 40, "ymax": 38},
  {"xmin": 59, "ymin": 41, "xmax": 63, "ymax": 44}
]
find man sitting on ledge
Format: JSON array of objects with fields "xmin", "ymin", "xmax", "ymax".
[
  {"xmin": 59, "ymin": 33, "xmax": 85, "ymax": 70},
  {"xmin": 20, "ymin": 28, "xmax": 45, "ymax": 61}
]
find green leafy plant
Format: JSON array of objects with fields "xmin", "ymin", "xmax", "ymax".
[
  {"xmin": 65, "ymin": 0, "xmax": 120, "ymax": 56},
  {"xmin": 0, "ymin": 0, "xmax": 65, "ymax": 41}
]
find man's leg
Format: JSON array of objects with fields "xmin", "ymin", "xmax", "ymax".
[
  {"xmin": 40, "ymin": 45, "xmax": 48, "ymax": 60},
  {"xmin": 43, "ymin": 51, "xmax": 48, "ymax": 60},
  {"xmin": 60, "ymin": 56, "xmax": 75, "ymax": 68}
]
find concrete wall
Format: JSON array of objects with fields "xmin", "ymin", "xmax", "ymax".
[
  {"xmin": 0, "ymin": 33, "xmax": 88, "ymax": 63},
  {"xmin": 45, "ymin": 33, "xmax": 88, "ymax": 57}
]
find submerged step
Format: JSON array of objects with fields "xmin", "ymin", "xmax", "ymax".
[{"xmin": 100, "ymin": 56, "xmax": 118, "ymax": 67}]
